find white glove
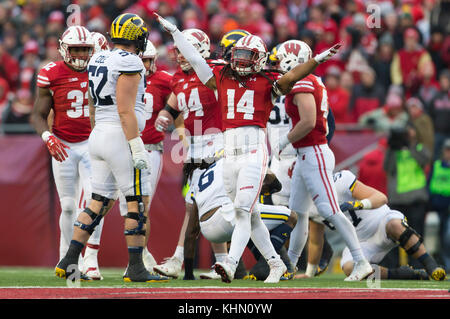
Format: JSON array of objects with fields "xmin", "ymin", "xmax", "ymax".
[
  {"xmin": 153, "ymin": 12, "xmax": 178, "ymax": 33},
  {"xmin": 128, "ymin": 137, "xmax": 149, "ymax": 170},
  {"xmin": 313, "ymin": 43, "xmax": 341, "ymax": 64},
  {"xmin": 155, "ymin": 115, "xmax": 170, "ymax": 132},
  {"xmin": 273, "ymin": 134, "xmax": 290, "ymax": 160}
]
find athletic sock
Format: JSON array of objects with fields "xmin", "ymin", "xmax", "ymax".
[
  {"xmin": 64, "ymin": 240, "xmax": 84, "ymax": 266},
  {"xmin": 228, "ymin": 208, "xmax": 251, "ymax": 266},
  {"xmin": 173, "ymin": 245, "xmax": 184, "ymax": 261},
  {"xmin": 128, "ymin": 246, "xmax": 144, "ymax": 266},
  {"xmin": 287, "ymin": 212, "xmax": 309, "ymax": 266},
  {"xmin": 250, "ymin": 212, "xmax": 279, "ymax": 261},
  {"xmin": 417, "ymin": 253, "xmax": 438, "ymax": 276},
  {"xmin": 214, "ymin": 253, "xmax": 227, "ymax": 264},
  {"xmin": 270, "ymin": 223, "xmax": 293, "ymax": 252},
  {"xmin": 183, "ymin": 258, "xmax": 195, "ymax": 280},
  {"xmin": 326, "ymin": 212, "xmax": 364, "ymax": 262},
  {"xmin": 388, "ymin": 266, "xmax": 427, "ymax": 280}
]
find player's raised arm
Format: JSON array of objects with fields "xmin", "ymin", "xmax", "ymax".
[
  {"xmin": 153, "ymin": 13, "xmax": 216, "ymax": 90},
  {"xmin": 30, "ymin": 87, "xmax": 69, "ymax": 162},
  {"xmin": 275, "ymin": 44, "xmax": 341, "ymax": 96}
]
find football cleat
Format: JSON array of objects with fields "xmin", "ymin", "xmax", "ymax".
[
  {"xmin": 264, "ymin": 258, "xmax": 287, "ymax": 284},
  {"xmin": 430, "ymin": 267, "xmax": 447, "ymax": 281},
  {"xmin": 214, "ymin": 259, "xmax": 237, "ymax": 283},
  {"xmin": 55, "ymin": 266, "xmax": 92, "ymax": 282},
  {"xmin": 153, "ymin": 256, "xmax": 183, "ymax": 278},
  {"xmin": 199, "ymin": 269, "xmax": 222, "ymax": 280},
  {"xmin": 243, "ymin": 274, "xmax": 257, "ymax": 280},
  {"xmin": 83, "ymin": 267, "xmax": 103, "ymax": 281},
  {"xmin": 344, "ymin": 259, "xmax": 374, "ymax": 281},
  {"xmin": 123, "ymin": 266, "xmax": 169, "ymax": 283},
  {"xmin": 280, "ymin": 271, "xmax": 294, "ymax": 281}
]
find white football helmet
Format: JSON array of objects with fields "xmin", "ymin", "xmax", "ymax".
[
  {"xmin": 231, "ymin": 35, "xmax": 268, "ymax": 76},
  {"xmin": 276, "ymin": 40, "xmax": 312, "ymax": 72},
  {"xmin": 91, "ymin": 32, "xmax": 110, "ymax": 54},
  {"xmin": 142, "ymin": 41, "xmax": 158, "ymax": 75},
  {"xmin": 58, "ymin": 25, "xmax": 94, "ymax": 70},
  {"xmin": 177, "ymin": 28, "xmax": 210, "ymax": 71}
]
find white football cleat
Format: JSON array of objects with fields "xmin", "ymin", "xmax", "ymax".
[
  {"xmin": 143, "ymin": 248, "xmax": 157, "ymax": 273},
  {"xmin": 214, "ymin": 259, "xmax": 236, "ymax": 283},
  {"xmin": 264, "ymin": 258, "xmax": 287, "ymax": 284},
  {"xmin": 344, "ymin": 259, "xmax": 374, "ymax": 281},
  {"xmin": 199, "ymin": 269, "xmax": 222, "ymax": 280},
  {"xmin": 153, "ymin": 256, "xmax": 183, "ymax": 278},
  {"xmin": 84, "ymin": 267, "xmax": 104, "ymax": 280}
]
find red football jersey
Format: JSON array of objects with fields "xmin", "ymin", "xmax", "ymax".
[
  {"xmin": 285, "ymin": 74, "xmax": 329, "ymax": 148},
  {"xmin": 36, "ymin": 61, "xmax": 91, "ymax": 143},
  {"xmin": 170, "ymin": 66, "xmax": 222, "ymax": 136},
  {"xmin": 141, "ymin": 70, "xmax": 173, "ymax": 144},
  {"xmin": 212, "ymin": 65, "xmax": 277, "ymax": 130}
]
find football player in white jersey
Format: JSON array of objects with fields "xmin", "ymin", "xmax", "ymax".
[
  {"xmin": 55, "ymin": 13, "xmax": 168, "ymax": 282},
  {"xmin": 305, "ymin": 170, "xmax": 447, "ymax": 281}
]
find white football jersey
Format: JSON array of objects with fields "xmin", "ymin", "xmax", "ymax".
[
  {"xmin": 88, "ymin": 48, "xmax": 147, "ymax": 131},
  {"xmin": 267, "ymin": 95, "xmax": 296, "ymax": 158},
  {"xmin": 310, "ymin": 170, "xmax": 399, "ymax": 241}
]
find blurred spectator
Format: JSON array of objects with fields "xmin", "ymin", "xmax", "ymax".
[
  {"xmin": 428, "ymin": 70, "xmax": 450, "ymax": 161},
  {"xmin": 429, "ymin": 0, "xmax": 450, "ymax": 36},
  {"xmin": 0, "ymin": 40, "xmax": 19, "ymax": 92},
  {"xmin": 428, "ymin": 139, "xmax": 450, "ymax": 271},
  {"xmin": 0, "ymin": 77, "xmax": 10, "ymax": 118},
  {"xmin": 427, "ymin": 27, "xmax": 447, "ymax": 77},
  {"xmin": 19, "ymin": 40, "xmax": 41, "ymax": 96},
  {"xmin": 406, "ymin": 97, "xmax": 435, "ymax": 157},
  {"xmin": 349, "ymin": 66, "xmax": 385, "ymax": 122},
  {"xmin": 324, "ymin": 66, "xmax": 351, "ymax": 124},
  {"xmin": 417, "ymin": 60, "xmax": 440, "ymax": 109},
  {"xmin": 339, "ymin": 70, "xmax": 354, "ymax": 94},
  {"xmin": 369, "ymin": 33, "xmax": 395, "ymax": 92},
  {"xmin": 1, "ymin": 88, "xmax": 33, "ymax": 134},
  {"xmin": 358, "ymin": 137, "xmax": 388, "ymax": 196},
  {"xmin": 384, "ymin": 125, "xmax": 432, "ymax": 268},
  {"xmin": 391, "ymin": 27, "xmax": 433, "ymax": 98},
  {"xmin": 359, "ymin": 91, "xmax": 408, "ymax": 133}
]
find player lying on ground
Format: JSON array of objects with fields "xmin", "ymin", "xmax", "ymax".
[{"xmin": 305, "ymin": 170, "xmax": 447, "ymax": 281}]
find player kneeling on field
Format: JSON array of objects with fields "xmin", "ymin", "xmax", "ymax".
[{"xmin": 306, "ymin": 170, "xmax": 446, "ymax": 281}]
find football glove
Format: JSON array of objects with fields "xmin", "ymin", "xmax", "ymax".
[
  {"xmin": 153, "ymin": 12, "xmax": 178, "ymax": 34},
  {"xmin": 42, "ymin": 131, "xmax": 70, "ymax": 162},
  {"xmin": 313, "ymin": 43, "xmax": 341, "ymax": 64},
  {"xmin": 339, "ymin": 200, "xmax": 364, "ymax": 212},
  {"xmin": 128, "ymin": 136, "xmax": 149, "ymax": 170}
]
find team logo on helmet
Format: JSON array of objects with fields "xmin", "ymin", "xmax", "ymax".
[
  {"xmin": 58, "ymin": 25, "xmax": 94, "ymax": 71},
  {"xmin": 109, "ymin": 13, "xmax": 149, "ymax": 54},
  {"xmin": 276, "ymin": 40, "xmax": 312, "ymax": 72},
  {"xmin": 177, "ymin": 28, "xmax": 210, "ymax": 71}
]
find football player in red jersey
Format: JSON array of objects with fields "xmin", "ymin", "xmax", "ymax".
[
  {"xmin": 30, "ymin": 26, "xmax": 106, "ymax": 279},
  {"xmin": 276, "ymin": 40, "xmax": 373, "ymax": 281},
  {"xmin": 154, "ymin": 13, "xmax": 340, "ymax": 283},
  {"xmin": 153, "ymin": 29, "xmax": 227, "ymax": 280}
]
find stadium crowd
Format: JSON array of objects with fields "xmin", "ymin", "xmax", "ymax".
[{"xmin": 0, "ymin": 0, "xmax": 449, "ymax": 271}]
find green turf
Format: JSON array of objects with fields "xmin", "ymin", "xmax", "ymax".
[{"xmin": 0, "ymin": 267, "xmax": 448, "ymax": 289}]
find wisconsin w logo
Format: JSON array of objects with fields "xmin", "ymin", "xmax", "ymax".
[
  {"xmin": 284, "ymin": 42, "xmax": 300, "ymax": 55},
  {"xmin": 192, "ymin": 32, "xmax": 209, "ymax": 45}
]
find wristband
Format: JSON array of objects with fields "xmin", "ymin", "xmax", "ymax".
[
  {"xmin": 163, "ymin": 104, "xmax": 181, "ymax": 119},
  {"xmin": 361, "ymin": 199, "xmax": 372, "ymax": 210},
  {"xmin": 128, "ymin": 136, "xmax": 145, "ymax": 154},
  {"xmin": 41, "ymin": 131, "xmax": 52, "ymax": 142}
]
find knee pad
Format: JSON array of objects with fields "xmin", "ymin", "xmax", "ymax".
[
  {"xmin": 124, "ymin": 195, "xmax": 146, "ymax": 236},
  {"xmin": 74, "ymin": 207, "xmax": 104, "ymax": 235},
  {"xmin": 60, "ymin": 197, "xmax": 77, "ymax": 215},
  {"xmin": 397, "ymin": 219, "xmax": 423, "ymax": 255}
]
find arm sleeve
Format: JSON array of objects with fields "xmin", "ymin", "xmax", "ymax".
[{"xmin": 171, "ymin": 30, "xmax": 214, "ymax": 84}]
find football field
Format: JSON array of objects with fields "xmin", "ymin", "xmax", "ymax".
[{"xmin": 0, "ymin": 267, "xmax": 449, "ymax": 300}]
